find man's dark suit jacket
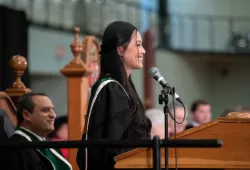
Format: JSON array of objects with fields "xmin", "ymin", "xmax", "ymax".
[{"xmin": 185, "ymin": 124, "xmax": 194, "ymax": 130}]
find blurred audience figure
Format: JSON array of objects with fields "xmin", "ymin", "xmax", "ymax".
[
  {"xmin": 169, "ymin": 103, "xmax": 187, "ymax": 136},
  {"xmin": 145, "ymin": 108, "xmax": 170, "ymax": 138},
  {"xmin": 221, "ymin": 108, "xmax": 236, "ymax": 117},
  {"xmin": 186, "ymin": 100, "xmax": 211, "ymax": 130},
  {"xmin": 221, "ymin": 106, "xmax": 250, "ymax": 117},
  {"xmin": 48, "ymin": 116, "xmax": 68, "ymax": 159}
]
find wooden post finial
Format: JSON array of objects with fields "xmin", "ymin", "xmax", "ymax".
[
  {"xmin": 60, "ymin": 27, "xmax": 86, "ymax": 77},
  {"xmin": 70, "ymin": 27, "xmax": 83, "ymax": 64},
  {"xmin": 9, "ymin": 55, "xmax": 27, "ymax": 88},
  {"xmin": 5, "ymin": 55, "xmax": 31, "ymax": 104}
]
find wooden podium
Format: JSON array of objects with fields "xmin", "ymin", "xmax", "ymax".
[{"xmin": 115, "ymin": 116, "xmax": 250, "ymax": 169}]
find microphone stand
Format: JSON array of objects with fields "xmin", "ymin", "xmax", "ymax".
[{"xmin": 158, "ymin": 87, "xmax": 172, "ymax": 170}]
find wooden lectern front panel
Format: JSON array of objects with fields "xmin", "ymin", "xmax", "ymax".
[{"xmin": 115, "ymin": 118, "xmax": 250, "ymax": 169}]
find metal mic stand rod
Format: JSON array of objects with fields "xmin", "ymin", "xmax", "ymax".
[{"xmin": 159, "ymin": 88, "xmax": 171, "ymax": 170}]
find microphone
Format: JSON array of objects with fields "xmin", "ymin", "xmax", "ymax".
[{"xmin": 148, "ymin": 67, "xmax": 183, "ymax": 104}]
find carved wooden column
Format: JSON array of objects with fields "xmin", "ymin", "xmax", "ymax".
[
  {"xmin": 5, "ymin": 55, "xmax": 31, "ymax": 105},
  {"xmin": 60, "ymin": 28, "xmax": 90, "ymax": 170},
  {"xmin": 143, "ymin": 30, "xmax": 155, "ymax": 110}
]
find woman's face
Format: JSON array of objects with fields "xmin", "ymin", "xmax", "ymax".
[{"xmin": 121, "ymin": 31, "xmax": 146, "ymax": 71}]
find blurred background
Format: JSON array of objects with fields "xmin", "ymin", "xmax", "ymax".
[{"xmin": 1, "ymin": 0, "xmax": 250, "ymax": 121}]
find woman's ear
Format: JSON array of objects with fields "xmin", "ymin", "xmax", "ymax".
[{"xmin": 117, "ymin": 46, "xmax": 124, "ymax": 56}]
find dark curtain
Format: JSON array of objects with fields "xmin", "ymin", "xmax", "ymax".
[{"xmin": 0, "ymin": 5, "xmax": 30, "ymax": 91}]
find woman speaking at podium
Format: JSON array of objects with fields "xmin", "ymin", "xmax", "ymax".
[{"xmin": 77, "ymin": 21, "xmax": 152, "ymax": 170}]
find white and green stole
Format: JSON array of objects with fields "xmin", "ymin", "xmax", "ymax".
[
  {"xmin": 14, "ymin": 126, "xmax": 72, "ymax": 170},
  {"xmin": 84, "ymin": 76, "xmax": 129, "ymax": 170}
]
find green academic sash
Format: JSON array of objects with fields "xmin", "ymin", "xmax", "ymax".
[
  {"xmin": 14, "ymin": 126, "xmax": 72, "ymax": 170},
  {"xmin": 89, "ymin": 76, "xmax": 129, "ymax": 107}
]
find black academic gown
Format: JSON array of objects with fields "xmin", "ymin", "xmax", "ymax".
[
  {"xmin": 77, "ymin": 80, "xmax": 138, "ymax": 170},
  {"xmin": 1, "ymin": 134, "xmax": 54, "ymax": 170}
]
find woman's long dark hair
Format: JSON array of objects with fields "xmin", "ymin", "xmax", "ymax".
[{"xmin": 99, "ymin": 21, "xmax": 151, "ymax": 138}]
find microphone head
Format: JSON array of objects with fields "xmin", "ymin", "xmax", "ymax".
[
  {"xmin": 148, "ymin": 67, "xmax": 168, "ymax": 88},
  {"xmin": 148, "ymin": 67, "xmax": 159, "ymax": 77}
]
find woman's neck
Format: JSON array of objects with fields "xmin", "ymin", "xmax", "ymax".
[{"xmin": 125, "ymin": 66, "xmax": 132, "ymax": 78}]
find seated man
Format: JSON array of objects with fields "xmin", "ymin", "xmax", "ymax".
[
  {"xmin": 1, "ymin": 92, "xmax": 72, "ymax": 170},
  {"xmin": 186, "ymin": 100, "xmax": 211, "ymax": 129},
  {"xmin": 48, "ymin": 116, "xmax": 69, "ymax": 159}
]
